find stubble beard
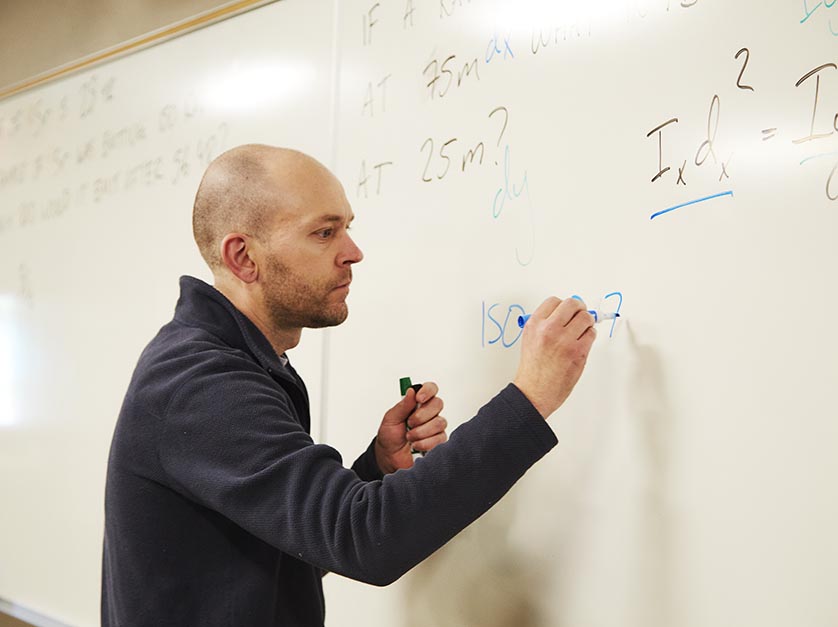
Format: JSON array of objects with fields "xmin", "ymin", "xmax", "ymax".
[{"xmin": 263, "ymin": 255, "xmax": 350, "ymax": 330}]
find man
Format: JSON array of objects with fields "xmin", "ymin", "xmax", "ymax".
[{"xmin": 102, "ymin": 145, "xmax": 596, "ymax": 626}]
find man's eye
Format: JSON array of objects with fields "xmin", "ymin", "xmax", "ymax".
[{"xmin": 317, "ymin": 229, "xmax": 333, "ymax": 239}]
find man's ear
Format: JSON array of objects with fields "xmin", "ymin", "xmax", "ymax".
[{"xmin": 219, "ymin": 233, "xmax": 258, "ymax": 283}]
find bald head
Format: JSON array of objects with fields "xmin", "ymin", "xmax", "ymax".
[{"xmin": 192, "ymin": 144, "xmax": 336, "ymax": 272}]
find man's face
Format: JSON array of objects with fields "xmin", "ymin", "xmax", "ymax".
[{"xmin": 258, "ymin": 168, "xmax": 363, "ymax": 331}]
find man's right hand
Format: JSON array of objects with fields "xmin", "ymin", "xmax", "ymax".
[{"xmin": 512, "ymin": 297, "xmax": 597, "ymax": 419}]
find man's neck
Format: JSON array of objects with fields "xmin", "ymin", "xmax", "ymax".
[{"xmin": 214, "ymin": 281, "xmax": 302, "ymax": 359}]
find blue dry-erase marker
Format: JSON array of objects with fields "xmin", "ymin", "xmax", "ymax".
[{"xmin": 517, "ymin": 311, "xmax": 620, "ymax": 328}]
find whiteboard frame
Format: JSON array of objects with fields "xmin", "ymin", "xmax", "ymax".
[
  {"xmin": 0, "ymin": 597, "xmax": 70, "ymax": 627},
  {"xmin": 0, "ymin": 0, "xmax": 278, "ymax": 102}
]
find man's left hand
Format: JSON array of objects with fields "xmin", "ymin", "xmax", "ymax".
[{"xmin": 374, "ymin": 382, "xmax": 448, "ymax": 474}]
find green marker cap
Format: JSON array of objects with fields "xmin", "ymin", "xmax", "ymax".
[{"xmin": 399, "ymin": 377, "xmax": 413, "ymax": 396}]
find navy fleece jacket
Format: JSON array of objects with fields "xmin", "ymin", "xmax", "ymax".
[{"xmin": 102, "ymin": 276, "xmax": 557, "ymax": 626}]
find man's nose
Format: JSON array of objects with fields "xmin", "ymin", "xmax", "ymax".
[{"xmin": 340, "ymin": 234, "xmax": 364, "ymax": 265}]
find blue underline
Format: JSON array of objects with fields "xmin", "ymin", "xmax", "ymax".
[
  {"xmin": 650, "ymin": 190, "xmax": 735, "ymax": 220},
  {"xmin": 799, "ymin": 151, "xmax": 838, "ymax": 166}
]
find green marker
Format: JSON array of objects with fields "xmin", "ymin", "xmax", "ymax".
[
  {"xmin": 399, "ymin": 377, "xmax": 425, "ymax": 457},
  {"xmin": 399, "ymin": 376, "xmax": 422, "ymax": 396}
]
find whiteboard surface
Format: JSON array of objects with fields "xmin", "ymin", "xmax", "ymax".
[{"xmin": 323, "ymin": 1, "xmax": 838, "ymax": 626}]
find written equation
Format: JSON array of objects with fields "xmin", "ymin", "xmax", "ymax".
[
  {"xmin": 482, "ymin": 291, "xmax": 623, "ymax": 350},
  {"xmin": 646, "ymin": 50, "xmax": 838, "ymax": 219},
  {"xmin": 353, "ymin": 0, "xmax": 582, "ymax": 268},
  {"xmin": 350, "ymin": 0, "xmax": 718, "ymax": 265},
  {"xmin": 0, "ymin": 74, "xmax": 231, "ymax": 236}
]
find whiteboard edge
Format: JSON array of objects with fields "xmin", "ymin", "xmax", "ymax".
[
  {"xmin": 0, "ymin": 0, "xmax": 279, "ymax": 102},
  {"xmin": 0, "ymin": 598, "xmax": 72, "ymax": 627}
]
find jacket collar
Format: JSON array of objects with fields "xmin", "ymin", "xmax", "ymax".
[{"xmin": 174, "ymin": 275, "xmax": 290, "ymax": 378}]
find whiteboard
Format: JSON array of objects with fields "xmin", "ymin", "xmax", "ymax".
[
  {"xmin": 323, "ymin": 1, "xmax": 838, "ymax": 626},
  {"xmin": 2, "ymin": 1, "xmax": 838, "ymax": 626},
  {"xmin": 0, "ymin": 1, "xmax": 335, "ymax": 624}
]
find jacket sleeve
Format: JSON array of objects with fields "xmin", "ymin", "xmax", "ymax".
[
  {"xmin": 157, "ymin": 351, "xmax": 557, "ymax": 587},
  {"xmin": 351, "ymin": 438, "xmax": 385, "ymax": 482}
]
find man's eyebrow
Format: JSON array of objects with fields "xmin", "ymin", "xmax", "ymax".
[{"xmin": 310, "ymin": 214, "xmax": 355, "ymax": 225}]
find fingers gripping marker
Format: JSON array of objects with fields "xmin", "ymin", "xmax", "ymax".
[{"xmin": 399, "ymin": 377, "xmax": 425, "ymax": 457}]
